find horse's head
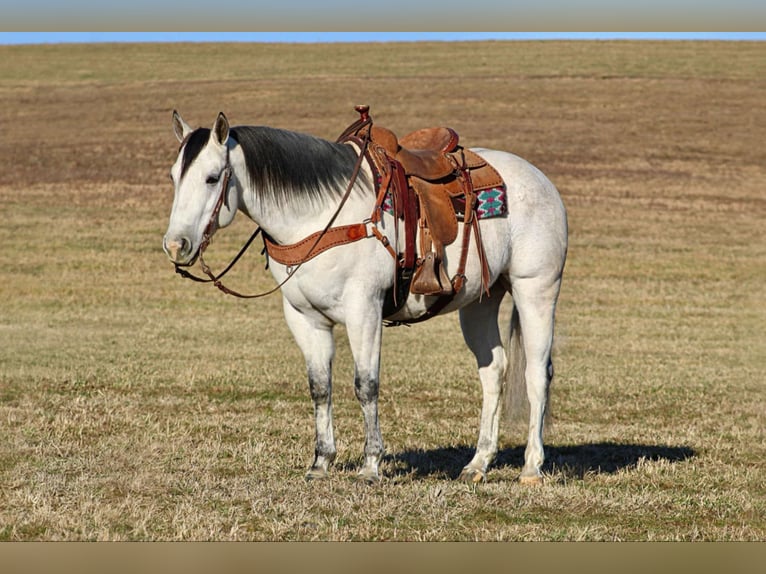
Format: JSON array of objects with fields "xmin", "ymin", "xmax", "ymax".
[{"xmin": 163, "ymin": 111, "xmax": 239, "ymax": 266}]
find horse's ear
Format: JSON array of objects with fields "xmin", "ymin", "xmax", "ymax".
[
  {"xmin": 172, "ymin": 110, "xmax": 192, "ymax": 143},
  {"xmin": 212, "ymin": 112, "xmax": 230, "ymax": 146}
]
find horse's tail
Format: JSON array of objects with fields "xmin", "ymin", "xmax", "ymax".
[{"xmin": 504, "ymin": 301, "xmax": 528, "ymax": 425}]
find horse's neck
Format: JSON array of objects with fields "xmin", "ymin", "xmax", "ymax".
[{"xmin": 233, "ymin": 151, "xmax": 375, "ymax": 246}]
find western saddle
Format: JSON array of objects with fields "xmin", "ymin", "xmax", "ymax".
[{"xmin": 342, "ymin": 105, "xmax": 503, "ymax": 320}]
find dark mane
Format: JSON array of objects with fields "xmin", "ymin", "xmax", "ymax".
[{"xmin": 230, "ymin": 126, "xmax": 367, "ymax": 208}]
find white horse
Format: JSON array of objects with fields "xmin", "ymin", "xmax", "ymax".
[{"xmin": 163, "ymin": 110, "xmax": 567, "ymax": 484}]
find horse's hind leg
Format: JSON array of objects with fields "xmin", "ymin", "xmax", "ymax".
[
  {"xmin": 511, "ymin": 273, "xmax": 562, "ymax": 484},
  {"xmin": 282, "ymin": 299, "xmax": 337, "ymax": 480},
  {"xmin": 458, "ymin": 282, "xmax": 508, "ymax": 483}
]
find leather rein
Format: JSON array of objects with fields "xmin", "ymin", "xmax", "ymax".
[{"xmin": 173, "ymin": 115, "xmax": 375, "ymax": 299}]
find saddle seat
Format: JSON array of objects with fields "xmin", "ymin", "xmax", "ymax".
[{"xmin": 371, "ymin": 125, "xmax": 458, "ymax": 180}]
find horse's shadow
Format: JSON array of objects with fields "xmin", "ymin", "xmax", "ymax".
[{"xmin": 386, "ymin": 442, "xmax": 696, "ymax": 480}]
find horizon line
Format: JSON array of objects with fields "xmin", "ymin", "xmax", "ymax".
[{"xmin": 1, "ymin": 32, "xmax": 765, "ymax": 46}]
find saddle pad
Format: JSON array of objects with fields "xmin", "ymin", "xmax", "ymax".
[
  {"xmin": 381, "ymin": 185, "xmax": 507, "ymax": 220},
  {"xmin": 475, "ymin": 187, "xmax": 507, "ymax": 218}
]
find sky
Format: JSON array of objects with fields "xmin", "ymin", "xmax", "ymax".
[
  {"xmin": 1, "ymin": 32, "xmax": 765, "ymax": 45},
  {"xmin": 2, "ymin": 0, "xmax": 764, "ymax": 37}
]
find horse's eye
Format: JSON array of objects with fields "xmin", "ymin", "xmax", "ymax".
[{"xmin": 206, "ymin": 174, "xmax": 220, "ymax": 185}]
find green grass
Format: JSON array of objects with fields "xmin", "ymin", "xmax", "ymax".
[{"xmin": 0, "ymin": 40, "xmax": 764, "ymax": 540}]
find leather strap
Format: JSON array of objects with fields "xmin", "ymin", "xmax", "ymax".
[
  {"xmin": 264, "ymin": 222, "xmax": 395, "ymax": 267},
  {"xmin": 451, "ymin": 178, "xmax": 475, "ymax": 295}
]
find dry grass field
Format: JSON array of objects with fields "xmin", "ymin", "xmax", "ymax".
[{"xmin": 0, "ymin": 40, "xmax": 764, "ymax": 541}]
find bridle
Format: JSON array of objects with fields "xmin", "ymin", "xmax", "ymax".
[{"xmin": 173, "ymin": 115, "xmax": 372, "ymax": 299}]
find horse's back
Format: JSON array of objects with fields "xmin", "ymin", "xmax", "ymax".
[
  {"xmin": 473, "ymin": 148, "xmax": 568, "ymax": 279},
  {"xmin": 473, "ymin": 148, "xmax": 565, "ymax": 221}
]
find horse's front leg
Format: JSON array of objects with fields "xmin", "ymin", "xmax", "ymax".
[
  {"xmin": 344, "ymin": 296, "xmax": 385, "ymax": 483},
  {"xmin": 282, "ymin": 298, "xmax": 337, "ymax": 480}
]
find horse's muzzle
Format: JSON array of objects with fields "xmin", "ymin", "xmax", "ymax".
[{"xmin": 163, "ymin": 235, "xmax": 196, "ymax": 266}]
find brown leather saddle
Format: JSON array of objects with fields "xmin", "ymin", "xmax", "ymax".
[
  {"xmin": 369, "ymin": 121, "xmax": 502, "ymax": 296},
  {"xmin": 338, "ymin": 105, "xmax": 504, "ymax": 321}
]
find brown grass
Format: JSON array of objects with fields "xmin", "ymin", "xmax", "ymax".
[{"xmin": 0, "ymin": 40, "xmax": 764, "ymax": 540}]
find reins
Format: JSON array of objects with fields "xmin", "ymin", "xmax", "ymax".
[{"xmin": 173, "ymin": 116, "xmax": 372, "ymax": 298}]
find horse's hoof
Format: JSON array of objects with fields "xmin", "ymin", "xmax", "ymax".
[
  {"xmin": 356, "ymin": 470, "xmax": 381, "ymax": 485},
  {"xmin": 458, "ymin": 468, "xmax": 486, "ymax": 484},
  {"xmin": 519, "ymin": 474, "xmax": 544, "ymax": 486},
  {"xmin": 305, "ymin": 467, "xmax": 329, "ymax": 481}
]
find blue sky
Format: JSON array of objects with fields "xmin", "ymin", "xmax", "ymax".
[{"xmin": 1, "ymin": 32, "xmax": 765, "ymax": 45}]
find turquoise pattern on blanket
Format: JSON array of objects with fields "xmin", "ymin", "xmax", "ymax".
[
  {"xmin": 476, "ymin": 187, "xmax": 507, "ymax": 218},
  {"xmin": 381, "ymin": 186, "xmax": 507, "ymax": 220}
]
